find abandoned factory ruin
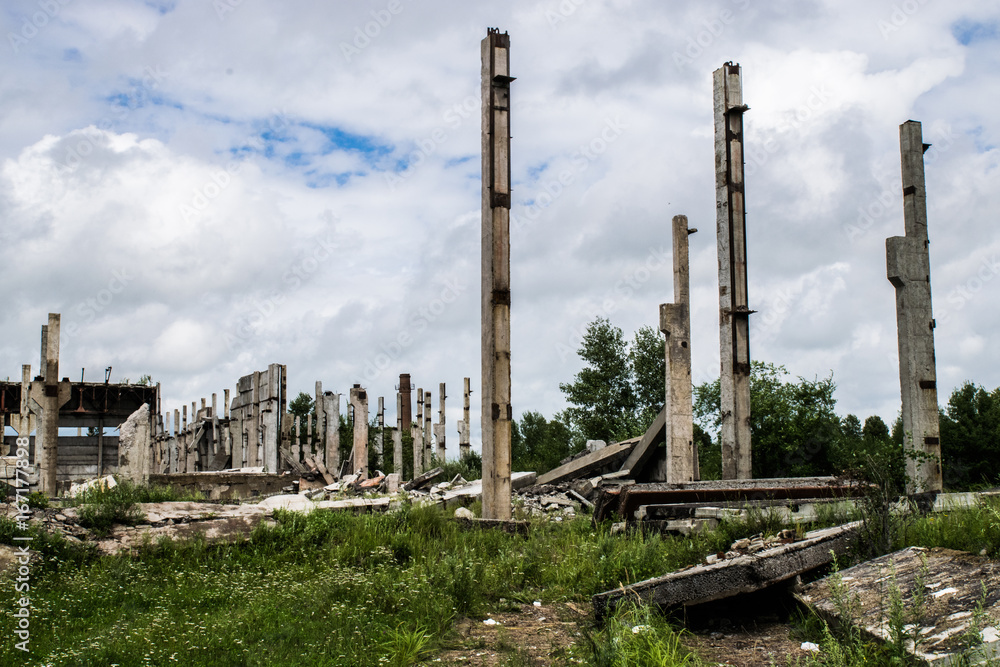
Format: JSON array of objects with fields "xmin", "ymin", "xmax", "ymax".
[{"xmin": 4, "ymin": 30, "xmax": 993, "ymax": 665}]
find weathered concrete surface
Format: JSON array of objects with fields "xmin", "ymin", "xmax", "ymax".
[
  {"xmin": 481, "ymin": 28, "xmax": 514, "ymax": 521},
  {"xmin": 148, "ymin": 472, "xmax": 288, "ymax": 500},
  {"xmin": 887, "ymin": 120, "xmax": 943, "ymax": 494},
  {"xmin": 798, "ymin": 547, "xmax": 1000, "ymax": 665},
  {"xmin": 593, "ymin": 476, "xmax": 862, "ymax": 523},
  {"xmin": 714, "ymin": 63, "xmax": 753, "ymax": 480},
  {"xmin": 98, "ymin": 514, "xmax": 270, "ymax": 555},
  {"xmin": 118, "ymin": 404, "xmax": 152, "ymax": 485},
  {"xmin": 592, "ymin": 522, "xmax": 859, "ymax": 622},
  {"xmin": 438, "ymin": 471, "xmax": 536, "ymax": 507},
  {"xmin": 350, "ymin": 385, "xmax": 369, "ymax": 480},
  {"xmin": 539, "ymin": 440, "xmax": 637, "ymax": 486},
  {"xmin": 618, "ymin": 407, "xmax": 667, "ymax": 479},
  {"xmin": 404, "ymin": 466, "xmax": 444, "ymax": 491},
  {"xmin": 661, "ymin": 215, "xmax": 698, "ymax": 483}
]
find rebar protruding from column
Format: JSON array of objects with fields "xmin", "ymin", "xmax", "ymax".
[
  {"xmin": 481, "ymin": 28, "xmax": 514, "ymax": 520},
  {"xmin": 660, "ymin": 216, "xmax": 699, "ymax": 483},
  {"xmin": 887, "ymin": 120, "xmax": 943, "ymax": 494},
  {"xmin": 714, "ymin": 61, "xmax": 753, "ymax": 480}
]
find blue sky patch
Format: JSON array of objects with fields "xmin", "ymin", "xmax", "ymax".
[
  {"xmin": 144, "ymin": 0, "xmax": 177, "ymax": 14},
  {"xmin": 303, "ymin": 123, "xmax": 393, "ymax": 160},
  {"xmin": 63, "ymin": 48, "xmax": 82, "ymax": 62},
  {"xmin": 952, "ymin": 19, "xmax": 998, "ymax": 45}
]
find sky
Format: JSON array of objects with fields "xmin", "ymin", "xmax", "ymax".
[{"xmin": 1, "ymin": 0, "xmax": 998, "ymax": 452}]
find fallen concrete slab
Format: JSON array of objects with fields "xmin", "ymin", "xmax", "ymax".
[
  {"xmin": 592, "ymin": 521, "xmax": 859, "ymax": 622},
  {"xmin": 797, "ymin": 546, "xmax": 1000, "ymax": 666},
  {"xmin": 98, "ymin": 514, "xmax": 270, "ymax": 555},
  {"xmin": 593, "ymin": 477, "xmax": 863, "ymax": 523},
  {"xmin": 537, "ymin": 440, "xmax": 637, "ymax": 485},
  {"xmin": 404, "ymin": 466, "xmax": 444, "ymax": 491}
]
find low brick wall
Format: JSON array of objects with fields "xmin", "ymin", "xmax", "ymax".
[{"xmin": 148, "ymin": 472, "xmax": 290, "ymax": 500}]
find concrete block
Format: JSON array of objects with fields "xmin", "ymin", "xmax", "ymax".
[{"xmin": 798, "ymin": 546, "xmax": 1000, "ymax": 665}]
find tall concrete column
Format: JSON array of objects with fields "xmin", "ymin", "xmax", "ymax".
[
  {"xmin": 714, "ymin": 62, "xmax": 753, "ymax": 480},
  {"xmin": 315, "ymin": 381, "xmax": 324, "ymax": 458},
  {"xmin": 293, "ymin": 416, "xmax": 302, "ymax": 463},
  {"xmin": 399, "ymin": 374, "xmax": 412, "ymax": 433},
  {"xmin": 173, "ymin": 408, "xmax": 180, "ymax": 472},
  {"xmin": 660, "ymin": 216, "xmax": 699, "ymax": 483},
  {"xmin": 250, "ymin": 370, "xmax": 260, "ymax": 467},
  {"xmin": 323, "ymin": 392, "xmax": 340, "ymax": 474},
  {"xmin": 434, "ymin": 383, "xmax": 446, "ymax": 463},
  {"xmin": 887, "ymin": 120, "xmax": 943, "ymax": 494},
  {"xmin": 394, "ymin": 392, "xmax": 404, "ymax": 477},
  {"xmin": 350, "ymin": 385, "xmax": 368, "ymax": 479},
  {"xmin": 40, "ymin": 314, "xmax": 60, "ymax": 494},
  {"xmin": 459, "ymin": 377, "xmax": 471, "ymax": 459},
  {"xmin": 414, "ymin": 386, "xmax": 424, "ymax": 473},
  {"xmin": 423, "ymin": 390, "xmax": 432, "ymax": 467},
  {"xmin": 482, "ymin": 28, "xmax": 514, "ymax": 520},
  {"xmin": 376, "ymin": 396, "xmax": 385, "ymax": 468}
]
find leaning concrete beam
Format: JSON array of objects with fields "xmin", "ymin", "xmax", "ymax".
[
  {"xmin": 538, "ymin": 439, "xmax": 638, "ymax": 486},
  {"xmin": 403, "ymin": 466, "xmax": 444, "ymax": 491},
  {"xmin": 593, "ymin": 522, "xmax": 859, "ymax": 622},
  {"xmin": 618, "ymin": 406, "xmax": 667, "ymax": 478}
]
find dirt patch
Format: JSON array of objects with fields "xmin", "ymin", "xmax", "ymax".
[
  {"xmin": 685, "ymin": 622, "xmax": 812, "ymax": 666},
  {"xmin": 428, "ymin": 601, "xmax": 590, "ymax": 666}
]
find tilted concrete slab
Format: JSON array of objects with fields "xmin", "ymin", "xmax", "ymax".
[
  {"xmin": 797, "ymin": 546, "xmax": 1000, "ymax": 665},
  {"xmin": 592, "ymin": 521, "xmax": 859, "ymax": 622},
  {"xmin": 618, "ymin": 405, "xmax": 667, "ymax": 477},
  {"xmin": 537, "ymin": 440, "xmax": 637, "ymax": 485}
]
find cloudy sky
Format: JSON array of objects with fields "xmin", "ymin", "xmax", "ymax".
[{"xmin": 1, "ymin": 0, "xmax": 998, "ymax": 451}]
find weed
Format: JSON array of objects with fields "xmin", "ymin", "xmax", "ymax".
[
  {"xmin": 382, "ymin": 624, "xmax": 434, "ymax": 666},
  {"xmin": 585, "ymin": 602, "xmax": 700, "ymax": 666},
  {"xmin": 75, "ymin": 479, "xmax": 147, "ymax": 537}
]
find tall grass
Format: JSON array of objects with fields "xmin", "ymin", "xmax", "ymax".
[{"xmin": 3, "ymin": 490, "xmax": 997, "ymax": 665}]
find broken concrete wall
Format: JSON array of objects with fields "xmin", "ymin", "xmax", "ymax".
[
  {"xmin": 118, "ymin": 404, "xmax": 152, "ymax": 485},
  {"xmin": 147, "ymin": 472, "xmax": 288, "ymax": 500}
]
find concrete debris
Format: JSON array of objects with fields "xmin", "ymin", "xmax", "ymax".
[
  {"xmin": 537, "ymin": 440, "xmax": 637, "ymax": 485},
  {"xmin": 68, "ymin": 475, "xmax": 117, "ymax": 498},
  {"xmin": 403, "ymin": 466, "xmax": 443, "ymax": 492},
  {"xmin": 797, "ymin": 546, "xmax": 1000, "ymax": 665},
  {"xmin": 455, "ymin": 507, "xmax": 475, "ymax": 519}
]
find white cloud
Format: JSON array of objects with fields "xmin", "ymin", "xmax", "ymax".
[{"xmin": 1, "ymin": 0, "xmax": 998, "ymax": 450}]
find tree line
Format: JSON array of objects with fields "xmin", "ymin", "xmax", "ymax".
[
  {"xmin": 284, "ymin": 316, "xmax": 1000, "ymax": 491},
  {"xmin": 516, "ymin": 317, "xmax": 1000, "ymax": 492}
]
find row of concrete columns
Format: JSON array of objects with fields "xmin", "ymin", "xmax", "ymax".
[{"xmin": 657, "ymin": 63, "xmax": 942, "ymax": 494}]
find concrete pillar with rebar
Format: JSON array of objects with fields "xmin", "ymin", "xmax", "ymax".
[
  {"xmin": 481, "ymin": 28, "xmax": 514, "ymax": 520},
  {"xmin": 40, "ymin": 314, "xmax": 60, "ymax": 494},
  {"xmin": 887, "ymin": 120, "xmax": 943, "ymax": 494},
  {"xmin": 434, "ymin": 383, "xmax": 447, "ymax": 463},
  {"xmin": 713, "ymin": 62, "xmax": 753, "ymax": 480},
  {"xmin": 660, "ymin": 215, "xmax": 699, "ymax": 483}
]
